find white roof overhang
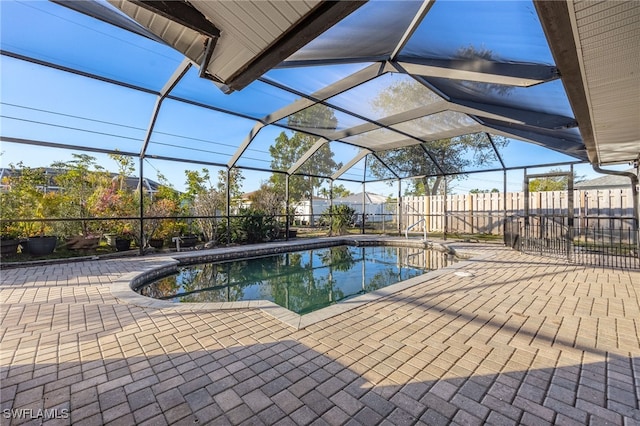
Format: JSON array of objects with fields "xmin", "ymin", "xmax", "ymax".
[
  {"xmin": 107, "ymin": 0, "xmax": 364, "ymax": 93},
  {"xmin": 536, "ymin": 0, "xmax": 640, "ymax": 166}
]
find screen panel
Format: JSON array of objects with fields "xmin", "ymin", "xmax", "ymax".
[
  {"xmin": 1, "ymin": 56, "xmax": 155, "ymax": 153},
  {"xmin": 1, "ymin": 0, "xmax": 183, "ymax": 92}
]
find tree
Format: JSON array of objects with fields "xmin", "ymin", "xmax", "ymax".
[
  {"xmin": 51, "ymin": 154, "xmax": 110, "ymax": 237},
  {"xmin": 184, "ymin": 167, "xmax": 244, "ymax": 211},
  {"xmin": 318, "ymin": 184, "xmax": 352, "ymax": 199},
  {"xmin": 368, "ymin": 46, "xmax": 510, "ymax": 195},
  {"xmin": 528, "ymin": 168, "xmax": 585, "ymax": 192},
  {"xmin": 183, "ymin": 168, "xmax": 223, "ymax": 240},
  {"xmin": 1, "ymin": 162, "xmax": 58, "ymax": 237},
  {"xmin": 108, "ymin": 152, "xmax": 135, "ymax": 191},
  {"xmin": 217, "ymin": 168, "xmax": 245, "ymax": 210},
  {"xmin": 249, "ymin": 183, "xmax": 285, "ymax": 218},
  {"xmin": 400, "ymin": 174, "xmax": 462, "ymax": 197},
  {"xmin": 269, "ymin": 104, "xmax": 342, "ymax": 225},
  {"xmin": 182, "ymin": 168, "xmax": 244, "ymax": 242}
]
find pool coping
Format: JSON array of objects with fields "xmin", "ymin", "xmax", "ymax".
[{"xmin": 110, "ymin": 236, "xmax": 494, "ymax": 330}]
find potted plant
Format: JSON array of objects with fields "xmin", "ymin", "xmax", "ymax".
[
  {"xmin": 182, "ymin": 167, "xmax": 245, "ymax": 246},
  {"xmin": 27, "ymin": 191, "xmax": 61, "ymax": 256},
  {"xmin": 0, "ymin": 226, "xmax": 22, "ymax": 257},
  {"xmin": 111, "ymin": 217, "xmax": 135, "ymax": 252},
  {"xmin": 115, "ymin": 232, "xmax": 133, "ymax": 251},
  {"xmin": 0, "ymin": 176, "xmax": 23, "ymax": 257},
  {"xmin": 137, "ymin": 197, "xmax": 179, "ymax": 250},
  {"xmin": 123, "ymin": 172, "xmax": 180, "ymax": 250},
  {"xmin": 98, "ymin": 153, "xmax": 138, "ymax": 252},
  {"xmin": 93, "ymin": 185, "xmax": 135, "ymax": 251},
  {"xmin": 51, "ymin": 154, "xmax": 109, "ymax": 251},
  {"xmin": 1, "ymin": 163, "xmax": 59, "ymax": 256}
]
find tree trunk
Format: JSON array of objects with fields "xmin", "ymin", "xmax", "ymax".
[
  {"xmin": 421, "ymin": 177, "xmax": 432, "ymax": 196},
  {"xmin": 431, "ymin": 176, "xmax": 443, "ymax": 196},
  {"xmin": 421, "ymin": 176, "xmax": 443, "ymax": 196}
]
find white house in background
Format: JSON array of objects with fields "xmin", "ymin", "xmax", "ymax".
[
  {"xmin": 333, "ymin": 192, "xmax": 391, "ymax": 223},
  {"xmin": 240, "ymin": 192, "xmax": 330, "ymax": 225},
  {"xmin": 292, "ymin": 198, "xmax": 330, "ymax": 225},
  {"xmin": 239, "ymin": 191, "xmax": 393, "ymax": 225}
]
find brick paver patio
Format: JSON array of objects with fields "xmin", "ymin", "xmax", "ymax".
[{"xmin": 1, "ymin": 238, "xmax": 639, "ymax": 425}]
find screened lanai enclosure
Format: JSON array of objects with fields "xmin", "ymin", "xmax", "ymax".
[{"xmin": 1, "ymin": 1, "xmax": 638, "ymax": 267}]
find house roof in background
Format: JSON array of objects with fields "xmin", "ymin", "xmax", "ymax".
[
  {"xmin": 575, "ymin": 169, "xmax": 636, "ymax": 189},
  {"xmin": 0, "ymin": 167, "xmax": 162, "ymax": 193},
  {"xmin": 334, "ymin": 192, "xmax": 388, "ymax": 204}
]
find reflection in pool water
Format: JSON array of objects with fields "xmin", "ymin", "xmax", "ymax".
[{"xmin": 136, "ymin": 245, "xmax": 457, "ymax": 315}]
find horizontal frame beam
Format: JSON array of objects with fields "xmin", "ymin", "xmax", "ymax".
[{"xmin": 395, "ymin": 58, "xmax": 559, "ymax": 87}]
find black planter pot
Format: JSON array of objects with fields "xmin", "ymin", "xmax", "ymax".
[
  {"xmin": 177, "ymin": 235, "xmax": 199, "ymax": 248},
  {"xmin": 27, "ymin": 236, "xmax": 57, "ymax": 256},
  {"xmin": 115, "ymin": 238, "xmax": 132, "ymax": 252},
  {"xmin": 0, "ymin": 239, "xmax": 20, "ymax": 257},
  {"xmin": 148, "ymin": 238, "xmax": 164, "ymax": 249}
]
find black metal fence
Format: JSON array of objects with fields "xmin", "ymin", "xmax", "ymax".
[{"xmin": 505, "ymin": 215, "xmax": 639, "ymax": 270}]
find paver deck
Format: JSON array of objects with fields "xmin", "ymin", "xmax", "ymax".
[{"xmin": 1, "ymin": 238, "xmax": 639, "ymax": 425}]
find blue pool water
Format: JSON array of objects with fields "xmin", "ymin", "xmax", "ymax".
[{"xmin": 136, "ymin": 245, "xmax": 456, "ymax": 314}]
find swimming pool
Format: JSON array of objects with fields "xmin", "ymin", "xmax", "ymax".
[{"xmin": 136, "ymin": 244, "xmax": 457, "ymax": 315}]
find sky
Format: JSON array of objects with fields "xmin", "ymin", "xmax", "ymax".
[{"xmin": 0, "ymin": 0, "xmax": 634, "ymax": 197}]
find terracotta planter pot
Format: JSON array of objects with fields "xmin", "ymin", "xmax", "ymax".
[{"xmin": 65, "ymin": 236, "xmax": 100, "ymax": 250}]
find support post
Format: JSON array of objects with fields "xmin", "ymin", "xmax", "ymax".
[
  {"xmin": 226, "ymin": 168, "xmax": 231, "ymax": 245},
  {"xmin": 443, "ymin": 178, "xmax": 448, "ymax": 240},
  {"xmin": 362, "ymin": 158, "xmax": 367, "ymax": 234},
  {"xmin": 329, "ymin": 180, "xmax": 333, "ymax": 236},
  {"xmin": 285, "ymin": 175, "xmax": 290, "ymax": 241},
  {"xmin": 523, "ymin": 168, "xmax": 529, "ymax": 224},
  {"xmin": 503, "ymin": 169, "xmax": 507, "ymax": 237},
  {"xmin": 425, "ymin": 191, "xmax": 430, "ymax": 236},
  {"xmin": 468, "ymin": 192, "xmax": 474, "ymax": 235},
  {"xmin": 361, "ymin": 182, "xmax": 366, "ymax": 234},
  {"xmin": 567, "ymin": 164, "xmax": 574, "ymax": 262},
  {"xmin": 139, "ymin": 157, "xmax": 145, "ymax": 255},
  {"xmin": 397, "ymin": 179, "xmax": 402, "ymax": 234}
]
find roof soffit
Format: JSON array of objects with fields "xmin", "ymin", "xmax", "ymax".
[
  {"xmin": 533, "ymin": 0, "xmax": 640, "ymax": 165},
  {"xmin": 108, "ymin": 1, "xmax": 365, "ymax": 92}
]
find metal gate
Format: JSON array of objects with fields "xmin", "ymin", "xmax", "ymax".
[
  {"xmin": 519, "ymin": 171, "xmax": 575, "ymax": 262},
  {"xmin": 506, "ymin": 215, "xmax": 639, "ymax": 269},
  {"xmin": 507, "ymin": 170, "xmax": 640, "ymax": 269}
]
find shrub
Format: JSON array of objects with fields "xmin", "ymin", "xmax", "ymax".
[
  {"xmin": 233, "ymin": 208, "xmax": 279, "ymax": 244},
  {"xmin": 322, "ymin": 205, "xmax": 356, "ymax": 235}
]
